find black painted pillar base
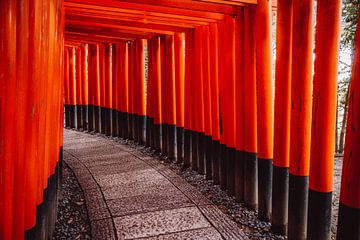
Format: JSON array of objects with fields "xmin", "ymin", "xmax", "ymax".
[
  {"xmin": 205, "ymin": 135, "xmax": 212, "ymax": 180},
  {"xmin": 212, "ymin": 140, "xmax": 220, "ymax": 185},
  {"xmin": 94, "ymin": 106, "xmax": 100, "ymax": 133},
  {"xmin": 76, "ymin": 105, "xmax": 83, "ymax": 129},
  {"xmin": 258, "ymin": 158, "xmax": 273, "ymax": 221},
  {"xmin": 288, "ymin": 174, "xmax": 309, "ymax": 240},
  {"xmin": 64, "ymin": 105, "xmax": 71, "ymax": 128},
  {"xmin": 111, "ymin": 109, "xmax": 118, "ymax": 137},
  {"xmin": 176, "ymin": 127, "xmax": 184, "ymax": 163},
  {"xmin": 149, "ymin": 118, "xmax": 155, "ymax": 148},
  {"xmin": 219, "ymin": 144, "xmax": 227, "ymax": 190},
  {"xmin": 227, "ymin": 147, "xmax": 236, "ymax": 196},
  {"xmin": 124, "ymin": 112, "xmax": 129, "ymax": 139},
  {"xmin": 133, "ymin": 114, "xmax": 139, "ymax": 143},
  {"xmin": 153, "ymin": 123, "xmax": 161, "ymax": 153},
  {"xmin": 191, "ymin": 131, "xmax": 199, "ymax": 171},
  {"xmin": 138, "ymin": 115, "xmax": 145, "ymax": 145},
  {"xmin": 307, "ymin": 189, "xmax": 332, "ymax": 240},
  {"xmin": 100, "ymin": 107, "xmax": 106, "ymax": 134},
  {"xmin": 337, "ymin": 203, "xmax": 360, "ymax": 240},
  {"xmin": 161, "ymin": 123, "xmax": 168, "ymax": 156},
  {"xmin": 145, "ymin": 117, "xmax": 152, "ymax": 147},
  {"xmin": 198, "ymin": 133, "xmax": 205, "ymax": 175},
  {"xmin": 105, "ymin": 108, "xmax": 112, "ymax": 136},
  {"xmin": 128, "ymin": 114, "xmax": 134, "ymax": 140},
  {"xmin": 116, "ymin": 111, "xmax": 124, "ymax": 138},
  {"xmin": 88, "ymin": 105, "xmax": 94, "ymax": 132},
  {"xmin": 271, "ymin": 166, "xmax": 289, "ymax": 235},
  {"xmin": 244, "ymin": 152, "xmax": 258, "ymax": 211},
  {"xmin": 183, "ymin": 129, "xmax": 192, "ymax": 168},
  {"xmin": 69, "ymin": 105, "xmax": 76, "ymax": 129},
  {"xmin": 167, "ymin": 124, "xmax": 176, "ymax": 161},
  {"xmin": 81, "ymin": 105, "xmax": 88, "ymax": 130},
  {"xmin": 25, "ymin": 161, "xmax": 61, "ymax": 240},
  {"xmin": 235, "ymin": 150, "xmax": 245, "ymax": 202}
]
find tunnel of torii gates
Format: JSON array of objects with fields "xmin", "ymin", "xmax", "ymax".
[{"xmin": 1, "ymin": 0, "xmax": 360, "ymax": 239}]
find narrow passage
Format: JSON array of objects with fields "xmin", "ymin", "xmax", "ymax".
[{"xmin": 63, "ymin": 129, "xmax": 246, "ymax": 240}]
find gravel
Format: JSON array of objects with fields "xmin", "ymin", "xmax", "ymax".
[{"xmin": 52, "ymin": 163, "xmax": 91, "ymax": 240}]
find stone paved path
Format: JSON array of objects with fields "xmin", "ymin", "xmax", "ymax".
[{"xmin": 63, "ymin": 129, "xmax": 247, "ymax": 240}]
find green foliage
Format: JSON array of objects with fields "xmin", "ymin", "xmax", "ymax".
[{"xmin": 341, "ymin": 0, "xmax": 359, "ymax": 50}]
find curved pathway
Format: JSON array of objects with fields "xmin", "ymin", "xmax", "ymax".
[{"xmin": 63, "ymin": 129, "xmax": 247, "ymax": 240}]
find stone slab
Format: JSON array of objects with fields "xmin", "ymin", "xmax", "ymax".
[
  {"xmin": 138, "ymin": 227, "xmax": 223, "ymax": 240},
  {"xmin": 107, "ymin": 188, "xmax": 193, "ymax": 217},
  {"xmin": 102, "ymin": 178, "xmax": 174, "ymax": 200},
  {"xmin": 114, "ymin": 206, "xmax": 211, "ymax": 239},
  {"xmin": 95, "ymin": 169, "xmax": 165, "ymax": 188}
]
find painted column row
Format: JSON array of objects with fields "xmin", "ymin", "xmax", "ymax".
[{"xmin": 0, "ymin": 0, "xmax": 64, "ymax": 239}]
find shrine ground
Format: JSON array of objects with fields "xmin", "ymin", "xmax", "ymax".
[{"xmin": 54, "ymin": 129, "xmax": 342, "ymax": 240}]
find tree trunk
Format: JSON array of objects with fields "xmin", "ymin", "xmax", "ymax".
[
  {"xmin": 335, "ymin": 98, "xmax": 339, "ymax": 153},
  {"xmin": 339, "ymin": 85, "xmax": 350, "ymax": 153}
]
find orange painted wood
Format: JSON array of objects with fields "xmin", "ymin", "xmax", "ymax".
[
  {"xmin": 235, "ymin": 9, "xmax": 245, "ymax": 151},
  {"xmin": 136, "ymin": 39, "xmax": 146, "ymax": 116},
  {"xmin": 224, "ymin": 15, "xmax": 236, "ymax": 148},
  {"xmin": 105, "ymin": 43, "xmax": 113, "ymax": 109},
  {"xmin": 99, "ymin": 44, "xmax": 106, "ymax": 108},
  {"xmin": 184, "ymin": 29, "xmax": 194, "ymax": 131},
  {"xmin": 76, "ymin": 47, "xmax": 83, "ymax": 105},
  {"xmin": 194, "ymin": 26, "xmax": 205, "ymax": 133},
  {"xmin": 64, "ymin": 48, "xmax": 71, "ymax": 105},
  {"xmin": 310, "ymin": 0, "xmax": 341, "ymax": 193},
  {"xmin": 255, "ymin": 0, "xmax": 274, "ymax": 159},
  {"xmin": 65, "ymin": 0, "xmax": 225, "ymax": 21},
  {"xmin": 290, "ymin": 0, "xmax": 314, "ymax": 177},
  {"xmin": 340, "ymin": 5, "xmax": 360, "ymax": 208},
  {"xmin": 274, "ymin": 0, "xmax": 293, "ymax": 168},
  {"xmin": 209, "ymin": 23, "xmax": 220, "ymax": 141},
  {"xmin": 151, "ymin": 37, "xmax": 162, "ymax": 124},
  {"xmin": 174, "ymin": 32, "xmax": 185, "ymax": 127},
  {"xmin": 202, "ymin": 25, "xmax": 212, "ymax": 137},
  {"xmin": 81, "ymin": 45, "xmax": 89, "ymax": 105},
  {"xmin": 243, "ymin": 6, "xmax": 257, "ymax": 153}
]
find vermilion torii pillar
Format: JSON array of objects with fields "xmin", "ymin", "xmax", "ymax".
[
  {"xmin": 81, "ymin": 44, "xmax": 89, "ymax": 131},
  {"xmin": 194, "ymin": 26, "xmax": 205, "ymax": 174},
  {"xmin": 308, "ymin": 0, "xmax": 341, "ymax": 239},
  {"xmin": 223, "ymin": 16, "xmax": 237, "ymax": 196},
  {"xmin": 64, "ymin": 47, "xmax": 71, "ymax": 127},
  {"xmin": 75, "ymin": 47, "xmax": 83, "ymax": 129},
  {"xmin": 184, "ymin": 29, "xmax": 195, "ymax": 169},
  {"xmin": 337, "ymin": 6, "xmax": 360, "ymax": 239},
  {"xmin": 256, "ymin": 0, "xmax": 274, "ymax": 222},
  {"xmin": 235, "ymin": 9, "xmax": 245, "ymax": 202},
  {"xmin": 272, "ymin": 0, "xmax": 293, "ymax": 235},
  {"xmin": 209, "ymin": 23, "xmax": 221, "ymax": 184},
  {"xmin": 243, "ymin": 6, "xmax": 258, "ymax": 211},
  {"xmin": 135, "ymin": 39, "xmax": 146, "ymax": 144},
  {"xmin": 165, "ymin": 35, "xmax": 177, "ymax": 161},
  {"xmin": 93, "ymin": 45, "xmax": 102, "ymax": 133},
  {"xmin": 69, "ymin": 48, "xmax": 77, "ymax": 129},
  {"xmin": 174, "ymin": 32, "xmax": 185, "ymax": 163},
  {"xmin": 289, "ymin": 0, "xmax": 314, "ymax": 239},
  {"xmin": 104, "ymin": 43, "xmax": 113, "ymax": 136},
  {"xmin": 201, "ymin": 26, "xmax": 213, "ymax": 180},
  {"xmin": 218, "ymin": 20, "xmax": 228, "ymax": 190},
  {"xmin": 146, "ymin": 39, "xmax": 154, "ymax": 147},
  {"xmin": 117, "ymin": 42, "xmax": 129, "ymax": 139},
  {"xmin": 99, "ymin": 44, "xmax": 106, "ymax": 134},
  {"xmin": 151, "ymin": 37, "xmax": 163, "ymax": 153},
  {"xmin": 111, "ymin": 44, "xmax": 118, "ymax": 137}
]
